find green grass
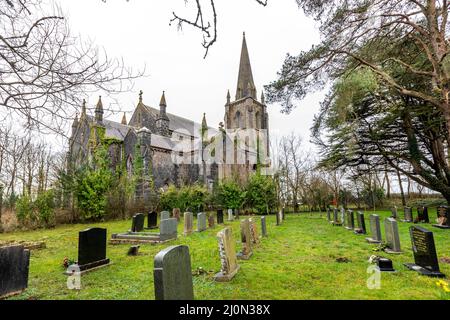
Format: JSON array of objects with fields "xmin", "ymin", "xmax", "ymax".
[{"xmin": 1, "ymin": 210, "xmax": 449, "ymax": 300}]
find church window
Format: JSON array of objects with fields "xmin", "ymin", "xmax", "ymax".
[
  {"xmin": 126, "ymin": 155, "xmax": 133, "ymax": 177},
  {"xmin": 235, "ymin": 111, "xmax": 242, "ymax": 128},
  {"xmin": 255, "ymin": 111, "xmax": 261, "ymax": 129}
]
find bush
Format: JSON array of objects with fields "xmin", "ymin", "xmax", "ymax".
[
  {"xmin": 215, "ymin": 180, "xmax": 246, "ymax": 210},
  {"xmin": 34, "ymin": 190, "xmax": 56, "ymax": 227},
  {"xmin": 159, "ymin": 184, "xmax": 209, "ymax": 213},
  {"xmin": 15, "ymin": 195, "xmax": 34, "ymax": 224},
  {"xmin": 246, "ymin": 174, "xmax": 277, "ymax": 215}
]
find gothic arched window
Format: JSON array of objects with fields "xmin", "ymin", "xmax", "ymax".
[
  {"xmin": 255, "ymin": 111, "xmax": 261, "ymax": 129},
  {"xmin": 235, "ymin": 111, "xmax": 242, "ymax": 128},
  {"xmin": 126, "ymin": 155, "xmax": 133, "ymax": 177}
]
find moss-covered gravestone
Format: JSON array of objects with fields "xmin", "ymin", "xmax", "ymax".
[{"xmin": 214, "ymin": 227, "xmax": 240, "ymax": 282}]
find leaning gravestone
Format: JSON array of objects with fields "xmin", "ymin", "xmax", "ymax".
[
  {"xmin": 147, "ymin": 211, "xmax": 158, "ymax": 229},
  {"xmin": 354, "ymin": 212, "xmax": 367, "ymax": 234},
  {"xmin": 403, "ymin": 207, "xmax": 413, "ymax": 222},
  {"xmin": 131, "ymin": 213, "xmax": 145, "ymax": 232},
  {"xmin": 172, "ymin": 208, "xmax": 181, "ymax": 222},
  {"xmin": 384, "ymin": 218, "xmax": 402, "ymax": 253},
  {"xmin": 391, "ymin": 206, "xmax": 398, "ymax": 219},
  {"xmin": 197, "ymin": 212, "xmax": 207, "ymax": 232},
  {"xmin": 208, "ymin": 214, "xmax": 215, "ymax": 228},
  {"xmin": 261, "ymin": 216, "xmax": 267, "ymax": 237},
  {"xmin": 345, "ymin": 210, "xmax": 355, "ymax": 230},
  {"xmin": 417, "ymin": 206, "xmax": 430, "ymax": 223},
  {"xmin": 434, "ymin": 206, "xmax": 450, "ymax": 229},
  {"xmin": 159, "ymin": 218, "xmax": 178, "ymax": 241},
  {"xmin": 227, "ymin": 209, "xmax": 234, "ymax": 221},
  {"xmin": 161, "ymin": 211, "xmax": 171, "ymax": 221},
  {"xmin": 184, "ymin": 212, "xmax": 193, "ymax": 235},
  {"xmin": 366, "ymin": 215, "xmax": 382, "ymax": 244},
  {"xmin": 153, "ymin": 245, "xmax": 194, "ymax": 300},
  {"xmin": 217, "ymin": 209, "xmax": 224, "ymax": 224},
  {"xmin": 214, "ymin": 228, "xmax": 240, "ymax": 282},
  {"xmin": 249, "ymin": 218, "xmax": 260, "ymax": 245},
  {"xmin": 237, "ymin": 219, "xmax": 253, "ymax": 260},
  {"xmin": 404, "ymin": 226, "xmax": 445, "ymax": 278},
  {"xmin": 76, "ymin": 228, "xmax": 110, "ymax": 272},
  {"xmin": 0, "ymin": 245, "xmax": 30, "ymax": 298}
]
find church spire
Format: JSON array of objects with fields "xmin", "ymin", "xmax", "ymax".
[
  {"xmin": 95, "ymin": 96, "xmax": 103, "ymax": 123},
  {"xmin": 121, "ymin": 112, "xmax": 127, "ymax": 125},
  {"xmin": 236, "ymin": 32, "xmax": 256, "ymax": 100}
]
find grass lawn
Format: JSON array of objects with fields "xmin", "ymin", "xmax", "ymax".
[{"xmin": 1, "ymin": 210, "xmax": 449, "ymax": 300}]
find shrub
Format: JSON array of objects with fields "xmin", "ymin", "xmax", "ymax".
[
  {"xmin": 34, "ymin": 189, "xmax": 56, "ymax": 227},
  {"xmin": 246, "ymin": 174, "xmax": 277, "ymax": 215},
  {"xmin": 215, "ymin": 180, "xmax": 246, "ymax": 210},
  {"xmin": 15, "ymin": 195, "xmax": 34, "ymax": 225}
]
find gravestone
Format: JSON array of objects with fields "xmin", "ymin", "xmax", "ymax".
[
  {"xmin": 366, "ymin": 215, "xmax": 382, "ymax": 244},
  {"xmin": 384, "ymin": 218, "xmax": 402, "ymax": 253},
  {"xmin": 376, "ymin": 258, "xmax": 396, "ymax": 272},
  {"xmin": 153, "ymin": 245, "xmax": 194, "ymax": 300},
  {"xmin": 131, "ymin": 213, "xmax": 145, "ymax": 232},
  {"xmin": 237, "ymin": 219, "xmax": 253, "ymax": 260},
  {"xmin": 76, "ymin": 227, "xmax": 110, "ymax": 272},
  {"xmin": 404, "ymin": 226, "xmax": 445, "ymax": 277},
  {"xmin": 345, "ymin": 210, "xmax": 355, "ymax": 230},
  {"xmin": 161, "ymin": 211, "xmax": 171, "ymax": 221},
  {"xmin": 214, "ymin": 228, "xmax": 240, "ymax": 282},
  {"xmin": 197, "ymin": 212, "xmax": 207, "ymax": 232},
  {"xmin": 416, "ymin": 206, "xmax": 430, "ymax": 223},
  {"xmin": 159, "ymin": 218, "xmax": 178, "ymax": 241},
  {"xmin": 147, "ymin": 211, "xmax": 158, "ymax": 229},
  {"xmin": 234, "ymin": 208, "xmax": 240, "ymax": 219},
  {"xmin": 261, "ymin": 216, "xmax": 267, "ymax": 237},
  {"xmin": 332, "ymin": 208, "xmax": 342, "ymax": 226},
  {"xmin": 403, "ymin": 207, "xmax": 413, "ymax": 222},
  {"xmin": 340, "ymin": 208, "xmax": 345, "ymax": 226},
  {"xmin": 227, "ymin": 209, "xmax": 234, "ymax": 221},
  {"xmin": 172, "ymin": 208, "xmax": 181, "ymax": 222},
  {"xmin": 208, "ymin": 214, "xmax": 215, "ymax": 228},
  {"xmin": 217, "ymin": 209, "xmax": 224, "ymax": 224},
  {"xmin": 184, "ymin": 212, "xmax": 194, "ymax": 235},
  {"xmin": 391, "ymin": 206, "xmax": 398, "ymax": 219},
  {"xmin": 354, "ymin": 212, "xmax": 367, "ymax": 234},
  {"xmin": 249, "ymin": 218, "xmax": 260, "ymax": 245},
  {"xmin": 127, "ymin": 245, "xmax": 140, "ymax": 256},
  {"xmin": 434, "ymin": 206, "xmax": 450, "ymax": 229},
  {"xmin": 326, "ymin": 208, "xmax": 331, "ymax": 222},
  {"xmin": 281, "ymin": 208, "xmax": 285, "ymax": 220},
  {"xmin": 0, "ymin": 245, "xmax": 30, "ymax": 298}
]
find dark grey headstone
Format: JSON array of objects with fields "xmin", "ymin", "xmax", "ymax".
[
  {"xmin": 345, "ymin": 210, "xmax": 354, "ymax": 230},
  {"xmin": 326, "ymin": 208, "xmax": 331, "ymax": 222},
  {"xmin": 153, "ymin": 245, "xmax": 194, "ymax": 300},
  {"xmin": 0, "ymin": 245, "xmax": 30, "ymax": 298},
  {"xmin": 261, "ymin": 216, "xmax": 267, "ymax": 237},
  {"xmin": 355, "ymin": 212, "xmax": 366, "ymax": 234},
  {"xmin": 404, "ymin": 226, "xmax": 445, "ymax": 277},
  {"xmin": 391, "ymin": 207, "xmax": 398, "ymax": 219},
  {"xmin": 147, "ymin": 211, "xmax": 157, "ymax": 229},
  {"xmin": 78, "ymin": 227, "xmax": 109, "ymax": 271},
  {"xmin": 417, "ymin": 206, "xmax": 429, "ymax": 223},
  {"xmin": 217, "ymin": 209, "xmax": 224, "ymax": 224},
  {"xmin": 366, "ymin": 214, "xmax": 382, "ymax": 243},
  {"xmin": 403, "ymin": 207, "xmax": 413, "ymax": 222},
  {"xmin": 131, "ymin": 213, "xmax": 145, "ymax": 232}
]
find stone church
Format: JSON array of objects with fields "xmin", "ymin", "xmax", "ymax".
[{"xmin": 67, "ymin": 33, "xmax": 270, "ymax": 197}]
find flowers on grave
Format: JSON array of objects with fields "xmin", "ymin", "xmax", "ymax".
[
  {"xmin": 436, "ymin": 280, "xmax": 450, "ymax": 293},
  {"xmin": 62, "ymin": 257, "xmax": 76, "ymax": 269}
]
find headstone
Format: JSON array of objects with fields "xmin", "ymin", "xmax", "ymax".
[
  {"xmin": 261, "ymin": 216, "xmax": 267, "ymax": 237},
  {"xmin": 332, "ymin": 208, "xmax": 342, "ymax": 226},
  {"xmin": 340, "ymin": 208, "xmax": 345, "ymax": 226},
  {"xmin": 366, "ymin": 215, "xmax": 382, "ymax": 243},
  {"xmin": 234, "ymin": 208, "xmax": 240, "ymax": 219},
  {"xmin": 376, "ymin": 258, "xmax": 396, "ymax": 272},
  {"xmin": 147, "ymin": 211, "xmax": 158, "ymax": 229},
  {"xmin": 249, "ymin": 218, "xmax": 260, "ymax": 245},
  {"xmin": 345, "ymin": 210, "xmax": 355, "ymax": 230},
  {"xmin": 0, "ymin": 245, "xmax": 30, "ymax": 298},
  {"xmin": 159, "ymin": 218, "xmax": 178, "ymax": 241},
  {"xmin": 416, "ymin": 206, "xmax": 430, "ymax": 223},
  {"xmin": 281, "ymin": 208, "xmax": 285, "ymax": 220},
  {"xmin": 217, "ymin": 209, "xmax": 224, "ymax": 224},
  {"xmin": 391, "ymin": 206, "xmax": 398, "ymax": 219},
  {"xmin": 354, "ymin": 211, "xmax": 367, "ymax": 234},
  {"xmin": 384, "ymin": 218, "xmax": 402, "ymax": 253},
  {"xmin": 131, "ymin": 213, "xmax": 145, "ymax": 232},
  {"xmin": 237, "ymin": 219, "xmax": 253, "ymax": 260},
  {"xmin": 172, "ymin": 208, "xmax": 181, "ymax": 222},
  {"xmin": 276, "ymin": 210, "xmax": 281, "ymax": 226},
  {"xmin": 404, "ymin": 226, "xmax": 445, "ymax": 277},
  {"xmin": 127, "ymin": 245, "xmax": 140, "ymax": 256},
  {"xmin": 214, "ymin": 228, "xmax": 240, "ymax": 282},
  {"xmin": 197, "ymin": 212, "xmax": 207, "ymax": 232},
  {"xmin": 153, "ymin": 245, "xmax": 194, "ymax": 300},
  {"xmin": 326, "ymin": 208, "xmax": 331, "ymax": 222},
  {"xmin": 208, "ymin": 214, "xmax": 215, "ymax": 228},
  {"xmin": 161, "ymin": 211, "xmax": 171, "ymax": 221},
  {"xmin": 403, "ymin": 207, "xmax": 413, "ymax": 222},
  {"xmin": 434, "ymin": 205, "xmax": 450, "ymax": 229},
  {"xmin": 77, "ymin": 227, "xmax": 110, "ymax": 272},
  {"xmin": 227, "ymin": 209, "xmax": 234, "ymax": 221},
  {"xmin": 183, "ymin": 212, "xmax": 193, "ymax": 235}
]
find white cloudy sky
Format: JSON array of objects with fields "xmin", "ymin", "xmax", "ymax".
[{"xmin": 52, "ymin": 0, "xmax": 325, "ymax": 152}]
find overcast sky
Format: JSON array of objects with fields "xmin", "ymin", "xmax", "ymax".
[{"xmin": 54, "ymin": 0, "xmax": 325, "ymax": 153}]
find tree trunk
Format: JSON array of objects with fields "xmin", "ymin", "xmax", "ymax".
[
  {"xmin": 396, "ymin": 169, "xmax": 406, "ymax": 207},
  {"xmin": 384, "ymin": 170, "xmax": 391, "ymax": 199}
]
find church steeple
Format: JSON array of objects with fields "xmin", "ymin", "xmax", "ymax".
[
  {"xmin": 156, "ymin": 91, "xmax": 170, "ymax": 137},
  {"xmin": 236, "ymin": 32, "xmax": 256, "ymax": 100},
  {"xmin": 95, "ymin": 96, "xmax": 103, "ymax": 124},
  {"xmin": 121, "ymin": 112, "xmax": 127, "ymax": 125}
]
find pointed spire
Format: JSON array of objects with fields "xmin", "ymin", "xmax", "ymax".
[
  {"xmin": 159, "ymin": 91, "xmax": 167, "ymax": 107},
  {"xmin": 236, "ymin": 32, "xmax": 256, "ymax": 100},
  {"xmin": 72, "ymin": 113, "xmax": 79, "ymax": 128},
  {"xmin": 261, "ymin": 91, "xmax": 265, "ymax": 104},
  {"xmin": 121, "ymin": 112, "xmax": 127, "ymax": 125},
  {"xmin": 226, "ymin": 90, "xmax": 231, "ymax": 104},
  {"xmin": 81, "ymin": 99, "xmax": 86, "ymax": 116},
  {"xmin": 95, "ymin": 96, "xmax": 103, "ymax": 123},
  {"xmin": 202, "ymin": 113, "xmax": 207, "ymax": 128},
  {"xmin": 139, "ymin": 90, "xmax": 143, "ymax": 104}
]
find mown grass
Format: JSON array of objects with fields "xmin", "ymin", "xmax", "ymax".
[{"xmin": 1, "ymin": 210, "xmax": 449, "ymax": 300}]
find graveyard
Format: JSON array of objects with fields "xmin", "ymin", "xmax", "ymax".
[{"xmin": 1, "ymin": 210, "xmax": 449, "ymax": 300}]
